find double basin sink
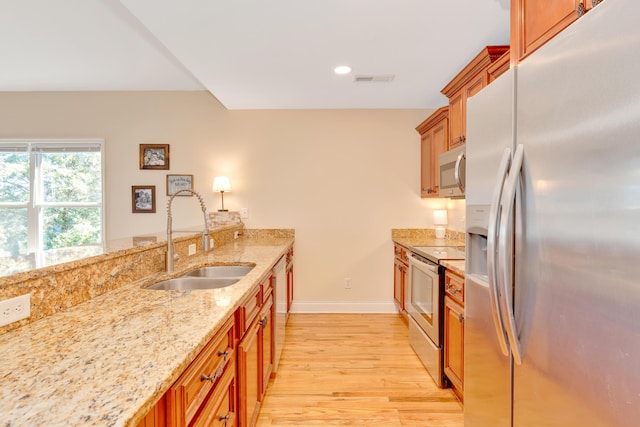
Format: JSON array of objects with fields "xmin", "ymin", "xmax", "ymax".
[{"xmin": 146, "ymin": 265, "xmax": 254, "ymax": 291}]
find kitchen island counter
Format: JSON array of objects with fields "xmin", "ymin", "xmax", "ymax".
[{"xmin": 0, "ymin": 234, "xmax": 293, "ymax": 426}]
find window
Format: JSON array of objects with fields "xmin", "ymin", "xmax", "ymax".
[{"xmin": 0, "ymin": 140, "xmax": 104, "ymax": 274}]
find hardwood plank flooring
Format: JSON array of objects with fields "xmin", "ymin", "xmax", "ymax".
[{"xmin": 256, "ymin": 313, "xmax": 463, "ymax": 427}]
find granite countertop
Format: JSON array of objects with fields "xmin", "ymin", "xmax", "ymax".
[
  {"xmin": 441, "ymin": 260, "xmax": 465, "ymax": 276},
  {"xmin": 391, "ymin": 229, "xmax": 465, "ymax": 251},
  {"xmin": 0, "ymin": 235, "xmax": 293, "ymax": 427}
]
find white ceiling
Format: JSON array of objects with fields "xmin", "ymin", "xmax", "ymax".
[{"xmin": 0, "ymin": 0, "xmax": 510, "ymax": 109}]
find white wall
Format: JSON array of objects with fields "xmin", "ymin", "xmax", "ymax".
[{"xmin": 0, "ymin": 91, "xmax": 462, "ymax": 311}]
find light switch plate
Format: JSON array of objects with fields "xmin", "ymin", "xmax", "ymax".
[{"xmin": 0, "ymin": 294, "xmax": 31, "ymax": 327}]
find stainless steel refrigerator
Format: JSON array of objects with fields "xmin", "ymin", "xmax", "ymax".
[{"xmin": 464, "ymin": 0, "xmax": 640, "ymax": 426}]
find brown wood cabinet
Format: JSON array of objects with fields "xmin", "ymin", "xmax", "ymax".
[
  {"xmin": 393, "ymin": 244, "xmax": 409, "ymax": 314},
  {"xmin": 441, "ymin": 45, "xmax": 509, "ymax": 151},
  {"xmin": 166, "ymin": 316, "xmax": 236, "ymax": 427},
  {"xmin": 237, "ymin": 274, "xmax": 273, "ymax": 427},
  {"xmin": 137, "ymin": 265, "xmax": 283, "ymax": 427},
  {"xmin": 286, "ymin": 246, "xmax": 294, "ymax": 320},
  {"xmin": 238, "ymin": 319, "xmax": 261, "ymax": 427},
  {"xmin": 415, "ymin": 107, "xmax": 448, "ymax": 198},
  {"xmin": 510, "ymin": 0, "xmax": 605, "ymax": 64},
  {"xmin": 443, "ymin": 269, "xmax": 465, "ymax": 402},
  {"xmin": 260, "ymin": 282, "xmax": 274, "ymax": 397},
  {"xmin": 136, "ymin": 396, "xmax": 166, "ymax": 427}
]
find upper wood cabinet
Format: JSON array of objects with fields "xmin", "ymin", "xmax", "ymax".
[
  {"xmin": 441, "ymin": 45, "xmax": 509, "ymax": 150},
  {"xmin": 416, "ymin": 107, "xmax": 448, "ymax": 198},
  {"xmin": 511, "ymin": 0, "xmax": 605, "ymax": 64}
]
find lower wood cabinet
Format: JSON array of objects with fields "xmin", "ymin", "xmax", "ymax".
[
  {"xmin": 166, "ymin": 316, "xmax": 236, "ymax": 427},
  {"xmin": 238, "ymin": 319, "xmax": 261, "ymax": 427},
  {"xmin": 260, "ymin": 289, "xmax": 274, "ymax": 395},
  {"xmin": 443, "ymin": 270, "xmax": 465, "ymax": 401},
  {"xmin": 191, "ymin": 357, "xmax": 236, "ymax": 427},
  {"xmin": 137, "ymin": 396, "xmax": 166, "ymax": 427},
  {"xmin": 393, "ymin": 244, "xmax": 408, "ymax": 314},
  {"xmin": 135, "ymin": 248, "xmax": 293, "ymax": 427}
]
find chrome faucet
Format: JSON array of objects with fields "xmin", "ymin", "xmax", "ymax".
[{"xmin": 166, "ymin": 189, "xmax": 210, "ymax": 273}]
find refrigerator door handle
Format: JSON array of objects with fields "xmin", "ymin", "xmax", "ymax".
[
  {"xmin": 487, "ymin": 147, "xmax": 512, "ymax": 356},
  {"xmin": 498, "ymin": 143, "xmax": 524, "ymax": 365},
  {"xmin": 454, "ymin": 151, "xmax": 466, "ymax": 192}
]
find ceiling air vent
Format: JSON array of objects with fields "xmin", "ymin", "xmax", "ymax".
[{"xmin": 354, "ymin": 74, "xmax": 395, "ymax": 83}]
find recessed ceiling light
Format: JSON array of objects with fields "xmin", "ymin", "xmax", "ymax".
[{"xmin": 334, "ymin": 65, "xmax": 352, "ymax": 75}]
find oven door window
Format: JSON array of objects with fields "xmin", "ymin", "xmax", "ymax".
[{"xmin": 411, "ymin": 265, "xmax": 436, "ymax": 325}]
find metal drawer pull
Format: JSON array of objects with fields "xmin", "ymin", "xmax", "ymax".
[
  {"xmin": 217, "ymin": 349, "xmax": 230, "ymax": 358},
  {"xmin": 458, "ymin": 313, "xmax": 464, "ymax": 323},
  {"xmin": 200, "ymin": 367, "xmax": 223, "ymax": 382}
]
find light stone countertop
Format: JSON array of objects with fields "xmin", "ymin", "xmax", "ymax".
[
  {"xmin": 441, "ymin": 260, "xmax": 465, "ymax": 276},
  {"xmin": 0, "ymin": 235, "xmax": 293, "ymax": 427}
]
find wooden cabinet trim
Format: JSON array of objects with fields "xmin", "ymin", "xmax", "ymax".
[
  {"xmin": 415, "ymin": 106, "xmax": 449, "ymax": 135},
  {"xmin": 487, "ymin": 49, "xmax": 511, "ymax": 82},
  {"xmin": 441, "ymin": 45, "xmax": 509, "ymax": 97}
]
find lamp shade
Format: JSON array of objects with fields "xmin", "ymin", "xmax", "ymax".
[
  {"xmin": 433, "ymin": 209, "xmax": 448, "ymax": 225},
  {"xmin": 212, "ymin": 176, "xmax": 231, "ymax": 193}
]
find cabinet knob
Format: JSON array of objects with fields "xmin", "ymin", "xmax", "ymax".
[{"xmin": 458, "ymin": 313, "xmax": 465, "ymax": 323}]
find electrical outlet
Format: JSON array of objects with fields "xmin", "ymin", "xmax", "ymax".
[
  {"xmin": 240, "ymin": 207, "xmax": 249, "ymax": 219},
  {"xmin": 234, "ymin": 231, "xmax": 239, "ymax": 239},
  {"xmin": 0, "ymin": 294, "xmax": 31, "ymax": 327},
  {"xmin": 210, "ymin": 238, "xmax": 215, "ymax": 249},
  {"xmin": 344, "ymin": 278, "xmax": 352, "ymax": 289},
  {"xmin": 188, "ymin": 244, "xmax": 196, "ymax": 256}
]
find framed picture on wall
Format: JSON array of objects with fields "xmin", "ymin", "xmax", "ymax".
[
  {"xmin": 166, "ymin": 174, "xmax": 194, "ymax": 196},
  {"xmin": 139, "ymin": 144, "xmax": 170, "ymax": 170},
  {"xmin": 132, "ymin": 185, "xmax": 156, "ymax": 213}
]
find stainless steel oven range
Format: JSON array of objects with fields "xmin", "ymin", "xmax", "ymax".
[{"xmin": 406, "ymin": 246, "xmax": 465, "ymax": 387}]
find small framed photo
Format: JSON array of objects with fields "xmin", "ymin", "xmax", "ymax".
[
  {"xmin": 140, "ymin": 144, "xmax": 170, "ymax": 170},
  {"xmin": 166, "ymin": 174, "xmax": 194, "ymax": 196},
  {"xmin": 132, "ymin": 185, "xmax": 156, "ymax": 213}
]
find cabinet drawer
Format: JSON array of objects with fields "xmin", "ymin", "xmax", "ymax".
[
  {"xmin": 191, "ymin": 357, "xmax": 236, "ymax": 427},
  {"xmin": 168, "ymin": 316, "xmax": 235, "ymax": 426},
  {"xmin": 445, "ymin": 270, "xmax": 465, "ymax": 306},
  {"xmin": 236, "ymin": 284, "xmax": 262, "ymax": 336}
]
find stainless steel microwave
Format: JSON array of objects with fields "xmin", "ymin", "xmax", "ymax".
[{"xmin": 438, "ymin": 145, "xmax": 466, "ymax": 198}]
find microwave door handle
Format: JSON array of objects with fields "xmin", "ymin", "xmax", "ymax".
[
  {"xmin": 454, "ymin": 152, "xmax": 465, "ymax": 192},
  {"xmin": 498, "ymin": 144, "xmax": 525, "ymax": 365},
  {"xmin": 487, "ymin": 147, "xmax": 511, "ymax": 357}
]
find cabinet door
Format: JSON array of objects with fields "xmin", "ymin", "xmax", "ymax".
[
  {"xmin": 512, "ymin": 0, "xmax": 584, "ymax": 62},
  {"xmin": 260, "ymin": 293, "xmax": 274, "ymax": 398},
  {"xmin": 448, "ymin": 91, "xmax": 464, "ymax": 149},
  {"xmin": 238, "ymin": 321, "xmax": 261, "ymax": 427},
  {"xmin": 420, "ymin": 130, "xmax": 434, "ymax": 196},
  {"xmin": 417, "ymin": 107, "xmax": 448, "ymax": 198},
  {"xmin": 393, "ymin": 257, "xmax": 405, "ymax": 311},
  {"xmin": 444, "ymin": 296, "xmax": 464, "ymax": 399}
]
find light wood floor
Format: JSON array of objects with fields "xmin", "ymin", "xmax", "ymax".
[{"xmin": 256, "ymin": 313, "xmax": 463, "ymax": 427}]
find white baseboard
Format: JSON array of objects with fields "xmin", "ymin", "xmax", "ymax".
[{"xmin": 290, "ymin": 301, "xmax": 399, "ymax": 314}]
